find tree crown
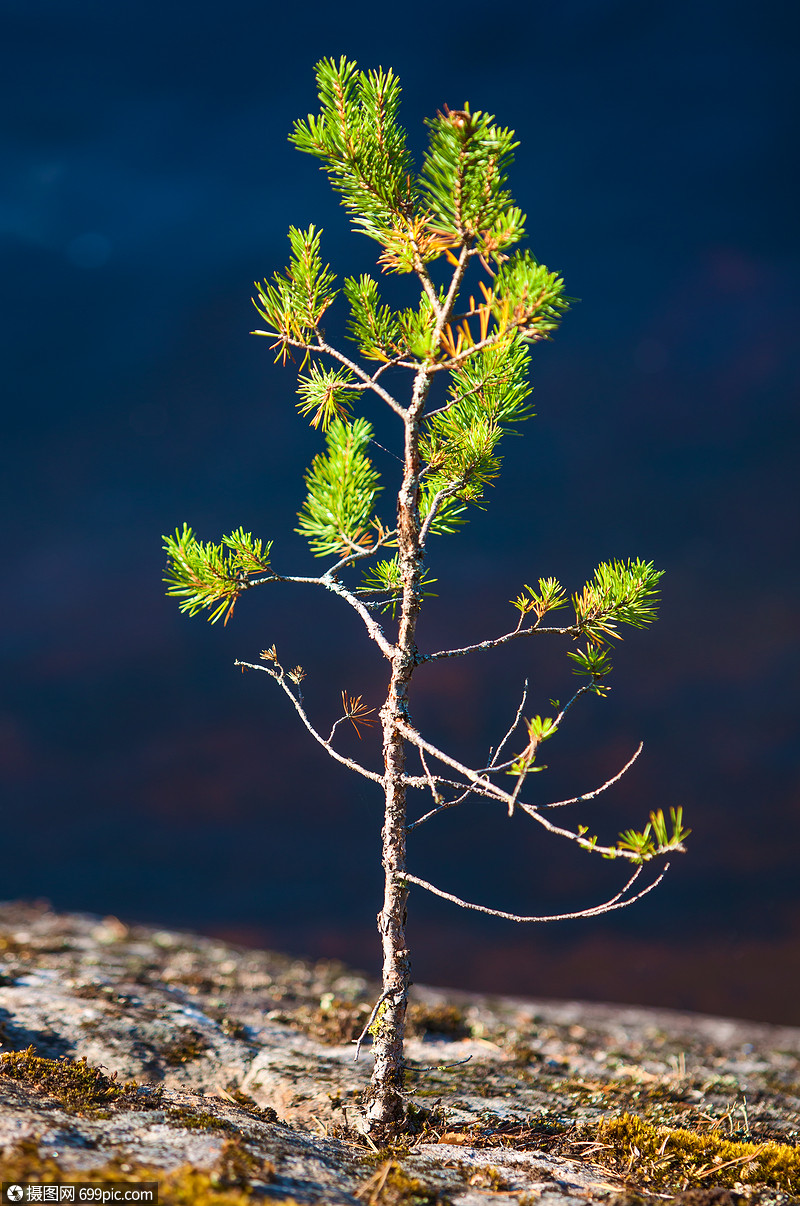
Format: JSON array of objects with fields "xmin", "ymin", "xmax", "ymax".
[{"xmin": 164, "ymin": 56, "xmax": 685, "ymax": 877}]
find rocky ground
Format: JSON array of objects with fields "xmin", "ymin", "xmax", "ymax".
[{"xmin": 1, "ymin": 900, "xmax": 798, "ymax": 1205}]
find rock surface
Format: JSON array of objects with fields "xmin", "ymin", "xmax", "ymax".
[{"xmin": 1, "ymin": 901, "xmax": 798, "ymax": 1205}]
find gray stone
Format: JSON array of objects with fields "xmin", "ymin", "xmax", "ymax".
[{"xmin": 1, "ymin": 901, "xmax": 798, "ymax": 1204}]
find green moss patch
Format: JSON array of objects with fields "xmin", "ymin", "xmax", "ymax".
[
  {"xmin": 0, "ymin": 1139, "xmax": 294, "ymax": 1206},
  {"xmin": 0, "ymin": 1046, "xmax": 130, "ymax": 1115},
  {"xmin": 597, "ymin": 1112, "xmax": 800, "ymax": 1194}
]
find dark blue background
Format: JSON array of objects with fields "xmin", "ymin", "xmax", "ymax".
[{"xmin": 3, "ymin": 0, "xmax": 799, "ymax": 1024}]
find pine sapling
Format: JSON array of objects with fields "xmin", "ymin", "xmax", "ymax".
[{"xmin": 163, "ymin": 57, "xmax": 689, "ymax": 1137}]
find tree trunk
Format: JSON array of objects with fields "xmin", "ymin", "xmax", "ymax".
[{"xmin": 363, "ymin": 371, "xmax": 430, "ymax": 1134}]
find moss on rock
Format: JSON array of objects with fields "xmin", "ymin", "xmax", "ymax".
[
  {"xmin": 598, "ymin": 1112, "xmax": 800, "ymax": 1195},
  {"xmin": 0, "ymin": 1046, "xmax": 130, "ymax": 1115}
]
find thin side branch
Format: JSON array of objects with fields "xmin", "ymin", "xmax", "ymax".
[
  {"xmin": 352, "ymin": 989, "xmax": 398, "ymax": 1062},
  {"xmin": 427, "ymin": 318, "xmax": 551, "ymax": 375},
  {"xmin": 436, "ymin": 243, "xmax": 472, "ymax": 341},
  {"xmin": 311, "ymin": 336, "xmax": 409, "ymax": 417},
  {"xmin": 489, "ymin": 680, "xmax": 528, "ymax": 766},
  {"xmin": 348, "ymin": 356, "xmax": 406, "ymax": 389},
  {"xmin": 235, "ymin": 660, "xmax": 383, "ymax": 784},
  {"xmin": 552, "ymin": 684, "xmax": 592, "ymax": 730},
  {"xmin": 540, "ymin": 742, "xmax": 644, "ymax": 809},
  {"xmin": 246, "ymin": 572, "xmax": 396, "ymax": 660},
  {"xmin": 322, "ymin": 575, "xmax": 397, "ymax": 659},
  {"xmin": 399, "ymin": 862, "xmax": 670, "ymax": 923},
  {"xmin": 412, "ymin": 257, "xmax": 443, "ymax": 320},
  {"xmin": 404, "ymin": 774, "xmax": 508, "ymax": 803},
  {"xmin": 397, "ymin": 719, "xmax": 685, "ymax": 862},
  {"xmin": 513, "ymin": 796, "xmax": 642, "ymax": 859},
  {"xmin": 503, "ymin": 683, "xmax": 593, "ymax": 817},
  {"xmin": 254, "ymin": 330, "xmax": 407, "ymax": 418},
  {"xmin": 425, "ymin": 374, "xmax": 489, "ymax": 420},
  {"xmin": 419, "ymin": 622, "xmax": 575, "ymax": 664},
  {"xmin": 326, "ymin": 529, "xmax": 397, "ymax": 576},
  {"xmin": 408, "ymin": 681, "xmax": 529, "ymax": 831},
  {"xmin": 407, "ymin": 782, "xmax": 475, "ymax": 831},
  {"xmin": 418, "ymin": 480, "xmax": 467, "ymax": 546},
  {"xmin": 396, "ymin": 719, "xmax": 506, "ymax": 805},
  {"xmin": 313, "ymin": 335, "xmax": 412, "ymax": 419},
  {"xmin": 403, "ymin": 772, "xmax": 479, "ymax": 792},
  {"xmin": 327, "ymin": 715, "xmax": 349, "ymax": 744},
  {"xmin": 417, "ymin": 747, "xmax": 441, "ymax": 808}
]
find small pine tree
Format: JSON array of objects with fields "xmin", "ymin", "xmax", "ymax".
[{"xmin": 163, "ymin": 57, "xmax": 689, "ymax": 1137}]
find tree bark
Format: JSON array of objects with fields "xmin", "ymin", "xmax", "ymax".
[{"xmin": 363, "ymin": 369, "xmax": 431, "ymax": 1133}]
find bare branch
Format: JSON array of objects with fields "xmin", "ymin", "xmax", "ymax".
[
  {"xmin": 399, "ymin": 862, "xmax": 670, "ymax": 923},
  {"xmin": 253, "ymin": 328, "xmax": 407, "ymax": 417},
  {"xmin": 402, "ymin": 772, "xmax": 472, "ymax": 791},
  {"xmin": 246, "ymin": 571, "xmax": 396, "ymax": 661},
  {"xmin": 408, "ymin": 681, "xmax": 529, "ymax": 831},
  {"xmin": 426, "ymin": 319, "xmax": 550, "ymax": 375},
  {"xmin": 425, "ymin": 375, "xmax": 490, "ymax": 420},
  {"xmin": 326, "ymin": 529, "xmax": 397, "ymax": 576},
  {"xmin": 502, "ymin": 683, "xmax": 593, "ymax": 817},
  {"xmin": 551, "ymin": 684, "xmax": 592, "ymax": 729},
  {"xmin": 407, "ymin": 784, "xmax": 475, "ymax": 831},
  {"xmin": 540, "ymin": 742, "xmax": 644, "ymax": 809},
  {"xmin": 436, "ymin": 243, "xmax": 472, "ymax": 340},
  {"xmin": 407, "ymin": 745, "xmax": 481, "ymax": 831},
  {"xmin": 397, "ymin": 718, "xmax": 681, "ymax": 863},
  {"xmin": 396, "ymin": 719, "xmax": 507, "ymax": 805},
  {"xmin": 413, "ymin": 260, "xmax": 443, "ymax": 320},
  {"xmin": 313, "ymin": 337, "xmax": 408, "ymax": 417},
  {"xmin": 404, "ymin": 773, "xmax": 513, "ymax": 806},
  {"xmin": 235, "ymin": 660, "xmax": 383, "ymax": 785},
  {"xmin": 352, "ymin": 988, "xmax": 400, "ymax": 1062},
  {"xmin": 506, "ymin": 762, "xmax": 529, "ymax": 818},
  {"xmin": 419, "ymin": 622, "xmax": 575, "ymax": 664},
  {"xmin": 488, "ymin": 679, "xmax": 529, "ymax": 768},
  {"xmin": 417, "ymin": 747, "xmax": 441, "ymax": 807},
  {"xmin": 513, "ymin": 796, "xmax": 652, "ymax": 860},
  {"xmin": 348, "ymin": 356, "xmax": 406, "ymax": 389},
  {"xmin": 322, "ymin": 575, "xmax": 397, "ymax": 658},
  {"xmin": 327, "ymin": 715, "xmax": 349, "ymax": 744},
  {"xmin": 418, "ymin": 480, "xmax": 467, "ymax": 546}
]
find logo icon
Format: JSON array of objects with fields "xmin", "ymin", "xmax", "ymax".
[{"xmin": 7, "ymin": 1188, "xmax": 24, "ymax": 1202}]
